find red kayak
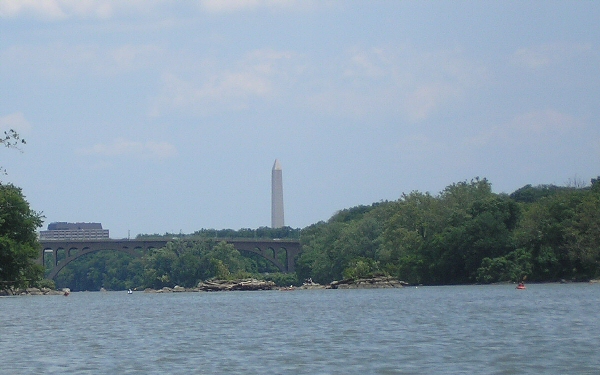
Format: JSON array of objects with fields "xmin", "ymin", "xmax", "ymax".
[{"xmin": 516, "ymin": 284, "xmax": 526, "ymax": 290}]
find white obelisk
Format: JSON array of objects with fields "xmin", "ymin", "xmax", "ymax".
[{"xmin": 271, "ymin": 159, "xmax": 285, "ymax": 228}]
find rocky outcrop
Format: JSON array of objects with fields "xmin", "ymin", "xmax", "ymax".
[
  {"xmin": 0, "ymin": 287, "xmax": 67, "ymax": 296},
  {"xmin": 297, "ymin": 280, "xmax": 327, "ymax": 290},
  {"xmin": 144, "ymin": 286, "xmax": 199, "ymax": 293},
  {"xmin": 197, "ymin": 278, "xmax": 275, "ymax": 292},
  {"xmin": 329, "ymin": 276, "xmax": 407, "ymax": 289},
  {"xmin": 143, "ymin": 280, "xmax": 277, "ymax": 293},
  {"xmin": 135, "ymin": 277, "xmax": 409, "ymax": 294}
]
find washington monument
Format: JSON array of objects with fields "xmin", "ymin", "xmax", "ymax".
[{"xmin": 271, "ymin": 159, "xmax": 285, "ymax": 228}]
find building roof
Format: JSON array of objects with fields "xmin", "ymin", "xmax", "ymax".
[{"xmin": 47, "ymin": 222, "xmax": 103, "ymax": 230}]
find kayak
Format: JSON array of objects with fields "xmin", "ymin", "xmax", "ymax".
[{"xmin": 516, "ymin": 285, "xmax": 526, "ymax": 290}]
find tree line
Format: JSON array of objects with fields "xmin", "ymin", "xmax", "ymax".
[
  {"xmin": 2, "ymin": 128, "xmax": 599, "ymax": 292},
  {"xmin": 296, "ymin": 177, "xmax": 600, "ymax": 285},
  {"xmin": 52, "ymin": 176, "xmax": 600, "ymax": 290}
]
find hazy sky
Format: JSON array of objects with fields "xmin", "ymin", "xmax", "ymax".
[{"xmin": 1, "ymin": 1, "xmax": 599, "ymax": 238}]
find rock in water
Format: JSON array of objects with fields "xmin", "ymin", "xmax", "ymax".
[
  {"xmin": 197, "ymin": 279, "xmax": 275, "ymax": 292},
  {"xmin": 329, "ymin": 277, "xmax": 406, "ymax": 289}
]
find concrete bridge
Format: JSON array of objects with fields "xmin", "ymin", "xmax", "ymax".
[{"xmin": 39, "ymin": 238, "xmax": 302, "ymax": 280}]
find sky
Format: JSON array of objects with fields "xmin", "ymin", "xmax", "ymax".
[{"xmin": 1, "ymin": 1, "xmax": 599, "ymax": 238}]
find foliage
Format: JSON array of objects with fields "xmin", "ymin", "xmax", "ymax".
[
  {"xmin": 262, "ymin": 272, "xmax": 298, "ymax": 287},
  {"xmin": 0, "ymin": 183, "xmax": 44, "ymax": 290},
  {"xmin": 475, "ymin": 249, "xmax": 532, "ymax": 284},
  {"xmin": 297, "ymin": 176, "xmax": 600, "ymax": 285},
  {"xmin": 509, "ymin": 184, "xmax": 571, "ymax": 203},
  {"xmin": 54, "ymin": 251, "xmax": 140, "ymax": 291},
  {"xmin": 1, "ymin": 129, "xmax": 25, "ymax": 149},
  {"xmin": 35, "ymin": 278, "xmax": 56, "ymax": 290},
  {"xmin": 1, "ymin": 129, "xmax": 26, "ymax": 175},
  {"xmin": 342, "ymin": 257, "xmax": 382, "ymax": 280}
]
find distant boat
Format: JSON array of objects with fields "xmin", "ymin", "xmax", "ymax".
[
  {"xmin": 516, "ymin": 283, "xmax": 526, "ymax": 290},
  {"xmin": 127, "ymin": 289, "xmax": 133, "ymax": 294}
]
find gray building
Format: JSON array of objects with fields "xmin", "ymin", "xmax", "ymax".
[
  {"xmin": 271, "ymin": 159, "xmax": 285, "ymax": 228},
  {"xmin": 39, "ymin": 222, "xmax": 109, "ymax": 240}
]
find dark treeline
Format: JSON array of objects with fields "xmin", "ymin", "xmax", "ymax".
[
  {"xmin": 297, "ymin": 177, "xmax": 600, "ymax": 285},
  {"xmin": 136, "ymin": 226, "xmax": 301, "ymax": 240},
  {"xmin": 53, "ymin": 177, "xmax": 600, "ymax": 291}
]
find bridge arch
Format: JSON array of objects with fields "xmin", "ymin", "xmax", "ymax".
[
  {"xmin": 39, "ymin": 239, "xmax": 302, "ymax": 280},
  {"xmin": 40, "ymin": 240, "xmax": 168, "ymax": 280},
  {"xmin": 46, "ymin": 247, "xmax": 141, "ymax": 280},
  {"xmin": 225, "ymin": 239, "xmax": 301, "ymax": 273},
  {"xmin": 235, "ymin": 246, "xmax": 286, "ymax": 272}
]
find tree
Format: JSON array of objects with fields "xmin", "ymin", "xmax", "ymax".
[
  {"xmin": 380, "ymin": 192, "xmax": 442, "ymax": 284},
  {"xmin": 0, "ymin": 183, "xmax": 44, "ymax": 290},
  {"xmin": 1, "ymin": 129, "xmax": 26, "ymax": 175},
  {"xmin": 510, "ymin": 184, "xmax": 568, "ymax": 203}
]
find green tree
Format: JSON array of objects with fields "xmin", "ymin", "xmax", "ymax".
[
  {"xmin": 142, "ymin": 246, "xmax": 179, "ymax": 289},
  {"xmin": 380, "ymin": 191, "xmax": 441, "ymax": 284},
  {"xmin": 54, "ymin": 251, "xmax": 138, "ymax": 291},
  {"xmin": 564, "ymin": 183, "xmax": 600, "ymax": 279},
  {"xmin": 201, "ymin": 241, "xmax": 249, "ymax": 279},
  {"xmin": 0, "ymin": 183, "xmax": 44, "ymax": 290},
  {"xmin": 513, "ymin": 191, "xmax": 580, "ymax": 280},
  {"xmin": 509, "ymin": 184, "xmax": 568, "ymax": 203},
  {"xmin": 343, "ymin": 257, "xmax": 381, "ymax": 279}
]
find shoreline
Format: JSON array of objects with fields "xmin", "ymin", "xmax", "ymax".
[{"xmin": 4, "ymin": 278, "xmax": 598, "ymax": 296}]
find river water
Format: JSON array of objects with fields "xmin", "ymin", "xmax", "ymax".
[{"xmin": 2, "ymin": 283, "xmax": 599, "ymax": 374}]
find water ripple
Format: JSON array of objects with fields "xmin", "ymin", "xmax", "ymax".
[{"xmin": 2, "ymin": 284, "xmax": 600, "ymax": 374}]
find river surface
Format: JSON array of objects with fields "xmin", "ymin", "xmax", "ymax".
[{"xmin": 2, "ymin": 283, "xmax": 600, "ymax": 374}]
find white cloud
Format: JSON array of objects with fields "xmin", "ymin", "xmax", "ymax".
[
  {"xmin": 151, "ymin": 49, "xmax": 297, "ymax": 116},
  {"xmin": 308, "ymin": 45, "xmax": 487, "ymax": 121},
  {"xmin": 0, "ymin": 112, "xmax": 32, "ymax": 134},
  {"xmin": 0, "ymin": 0, "xmax": 324, "ymax": 22},
  {"xmin": 1, "ymin": 43, "xmax": 163, "ymax": 80},
  {"xmin": 153, "ymin": 70, "xmax": 270, "ymax": 114},
  {"xmin": 78, "ymin": 138, "xmax": 177, "ymax": 160},
  {"xmin": 0, "ymin": 0, "xmax": 320, "ymax": 19},
  {"xmin": 0, "ymin": 0, "xmax": 182, "ymax": 21},
  {"xmin": 108, "ymin": 44, "xmax": 164, "ymax": 73},
  {"xmin": 465, "ymin": 109, "xmax": 583, "ymax": 147},
  {"xmin": 199, "ymin": 0, "xmax": 317, "ymax": 13},
  {"xmin": 508, "ymin": 109, "xmax": 582, "ymax": 134},
  {"xmin": 343, "ymin": 47, "xmax": 389, "ymax": 79},
  {"xmin": 151, "ymin": 44, "xmax": 485, "ymax": 122},
  {"xmin": 512, "ymin": 43, "xmax": 592, "ymax": 69},
  {"xmin": 404, "ymin": 84, "xmax": 461, "ymax": 122},
  {"xmin": 0, "ymin": 0, "xmax": 114, "ymax": 20}
]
